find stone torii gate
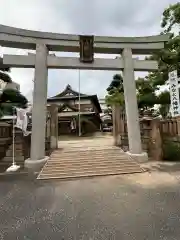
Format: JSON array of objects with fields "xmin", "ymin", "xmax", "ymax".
[{"xmin": 0, "ymin": 25, "xmax": 170, "ymax": 170}]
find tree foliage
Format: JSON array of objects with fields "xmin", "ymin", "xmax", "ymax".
[
  {"xmin": 105, "ymin": 89, "xmax": 124, "ymax": 107},
  {"xmin": 161, "ymin": 2, "xmax": 180, "ymax": 33},
  {"xmin": 0, "ymin": 58, "xmax": 12, "ymax": 83},
  {"xmin": 152, "ymin": 2, "xmax": 180, "ymax": 117},
  {"xmin": 156, "ymin": 91, "xmax": 171, "ymax": 118},
  {"xmin": 157, "ymin": 91, "xmax": 171, "ymax": 105},
  {"xmin": 138, "ymin": 2, "xmax": 180, "ymax": 115},
  {"xmin": 0, "ymin": 88, "xmax": 28, "ymax": 116},
  {"xmin": 0, "ymin": 65, "xmax": 28, "ymax": 117},
  {"xmin": 105, "ymin": 74, "xmax": 124, "ymax": 107},
  {"xmin": 0, "ymin": 71, "xmax": 12, "ymax": 83},
  {"xmin": 105, "ymin": 3, "xmax": 180, "ymax": 117},
  {"xmin": 136, "ymin": 78, "xmax": 157, "ymax": 110},
  {"xmin": 106, "ymin": 74, "xmax": 124, "ymax": 94},
  {"xmin": 149, "ymin": 2, "xmax": 180, "ymax": 85},
  {"xmin": 0, "ymin": 88, "xmax": 27, "ymax": 105},
  {"xmin": 106, "ymin": 74, "xmax": 158, "ymax": 111}
]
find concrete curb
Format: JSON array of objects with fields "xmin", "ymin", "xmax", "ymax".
[{"xmin": 0, "ymin": 170, "xmax": 39, "ymax": 181}]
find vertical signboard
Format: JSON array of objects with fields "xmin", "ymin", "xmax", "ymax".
[
  {"xmin": 169, "ymin": 70, "xmax": 180, "ymax": 117},
  {"xmin": 79, "ymin": 35, "xmax": 94, "ymax": 63}
]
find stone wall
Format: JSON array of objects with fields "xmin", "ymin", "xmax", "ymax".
[
  {"xmin": 0, "ymin": 121, "xmax": 52, "ymax": 169},
  {"xmin": 3, "ymin": 130, "xmax": 27, "ymax": 164},
  {"xmin": 120, "ymin": 122, "xmax": 152, "ymax": 154},
  {"xmin": 0, "ymin": 122, "xmax": 12, "ymax": 161},
  {"xmin": 0, "ymin": 125, "xmax": 29, "ymax": 169}
]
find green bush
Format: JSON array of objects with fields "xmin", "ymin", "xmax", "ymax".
[
  {"xmin": 0, "ymin": 88, "xmax": 28, "ymax": 117},
  {"xmin": 163, "ymin": 141, "xmax": 180, "ymax": 161}
]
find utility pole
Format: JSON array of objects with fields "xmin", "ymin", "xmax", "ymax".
[{"xmin": 78, "ymin": 69, "xmax": 81, "ymax": 136}]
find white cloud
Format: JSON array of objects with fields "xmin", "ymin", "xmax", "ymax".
[{"xmin": 0, "ymin": 0, "xmax": 177, "ymax": 102}]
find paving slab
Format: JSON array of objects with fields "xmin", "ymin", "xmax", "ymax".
[{"xmin": 0, "ymin": 170, "xmax": 180, "ymax": 239}]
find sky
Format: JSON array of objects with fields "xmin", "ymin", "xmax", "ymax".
[{"xmin": 0, "ymin": 0, "xmax": 178, "ymax": 102}]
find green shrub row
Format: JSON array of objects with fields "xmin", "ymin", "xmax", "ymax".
[{"xmin": 163, "ymin": 141, "xmax": 180, "ymax": 161}]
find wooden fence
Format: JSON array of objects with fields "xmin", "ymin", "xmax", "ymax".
[
  {"xmin": 159, "ymin": 119, "xmax": 178, "ymax": 136},
  {"xmin": 118, "ymin": 114, "xmax": 180, "ymax": 160}
]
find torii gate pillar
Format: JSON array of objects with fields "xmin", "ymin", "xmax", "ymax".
[
  {"xmin": 122, "ymin": 48, "xmax": 147, "ymax": 162},
  {"xmin": 24, "ymin": 44, "xmax": 49, "ymax": 171}
]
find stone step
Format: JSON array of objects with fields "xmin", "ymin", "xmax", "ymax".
[
  {"xmin": 49, "ymin": 157, "xmax": 126, "ymax": 161},
  {"xmin": 46, "ymin": 161, "xmax": 130, "ymax": 166},
  {"xmin": 38, "ymin": 168, "xmax": 143, "ymax": 180},
  {"xmin": 41, "ymin": 165, "xmax": 142, "ymax": 174},
  {"xmin": 44, "ymin": 159, "xmax": 139, "ymax": 166},
  {"xmin": 38, "ymin": 143, "xmax": 143, "ymax": 180},
  {"xmin": 53, "ymin": 151, "xmax": 124, "ymax": 157},
  {"xmin": 50, "ymin": 157, "xmax": 126, "ymax": 160},
  {"xmin": 52, "ymin": 151, "xmax": 119, "ymax": 155},
  {"xmin": 45, "ymin": 159, "xmax": 133, "ymax": 166},
  {"xmin": 55, "ymin": 147, "xmax": 118, "ymax": 152},
  {"xmin": 53, "ymin": 148, "xmax": 120, "ymax": 151},
  {"xmin": 50, "ymin": 152, "xmax": 125, "ymax": 158},
  {"xmin": 46, "ymin": 159, "xmax": 134, "ymax": 167},
  {"xmin": 50, "ymin": 155, "xmax": 124, "ymax": 159}
]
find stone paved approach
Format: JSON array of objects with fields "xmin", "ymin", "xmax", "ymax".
[
  {"xmin": 1, "ymin": 170, "xmax": 180, "ymax": 239},
  {"xmin": 58, "ymin": 135, "xmax": 115, "ymax": 150}
]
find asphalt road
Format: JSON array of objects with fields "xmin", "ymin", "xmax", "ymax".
[{"xmin": 0, "ymin": 171, "xmax": 180, "ymax": 239}]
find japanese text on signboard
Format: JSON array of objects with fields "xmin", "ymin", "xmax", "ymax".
[{"xmin": 169, "ymin": 70, "xmax": 180, "ymax": 117}]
